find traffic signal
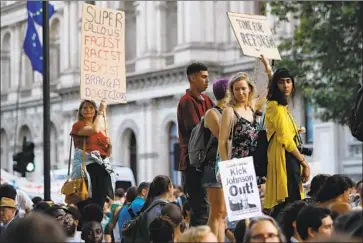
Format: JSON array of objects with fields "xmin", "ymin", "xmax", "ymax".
[{"xmin": 13, "ymin": 137, "xmax": 35, "ymax": 177}]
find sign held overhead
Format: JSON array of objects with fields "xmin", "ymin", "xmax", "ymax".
[{"xmin": 227, "ymin": 12, "xmax": 281, "ymax": 60}]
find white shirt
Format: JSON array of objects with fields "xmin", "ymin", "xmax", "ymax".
[
  {"xmin": 15, "ymin": 189, "xmax": 33, "ymax": 217},
  {"xmin": 67, "ymin": 231, "xmax": 82, "ymax": 242}
]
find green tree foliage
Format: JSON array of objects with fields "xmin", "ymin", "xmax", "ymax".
[{"xmin": 269, "ymin": 1, "xmax": 363, "ymax": 125}]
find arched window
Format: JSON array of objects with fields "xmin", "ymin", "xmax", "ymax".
[
  {"xmin": 1, "ymin": 33, "xmax": 11, "ymax": 93},
  {"xmin": 21, "ymin": 23, "xmax": 34, "ymax": 88},
  {"xmin": 129, "ymin": 131, "xmax": 138, "ymax": 183},
  {"xmin": 18, "ymin": 125, "xmax": 32, "ymax": 151},
  {"xmin": 50, "ymin": 18, "xmax": 60, "ymax": 82},
  {"xmin": 165, "ymin": 1, "xmax": 177, "ymax": 53},
  {"xmin": 168, "ymin": 122, "xmax": 181, "ymax": 185},
  {"xmin": 1, "ymin": 129, "xmax": 9, "ymax": 171}
]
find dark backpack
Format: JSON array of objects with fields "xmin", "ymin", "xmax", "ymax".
[
  {"xmin": 122, "ymin": 200, "xmax": 166, "ymax": 243},
  {"xmin": 188, "ymin": 107, "xmax": 221, "ymax": 168},
  {"xmin": 349, "ymin": 84, "xmax": 363, "ymax": 142}
]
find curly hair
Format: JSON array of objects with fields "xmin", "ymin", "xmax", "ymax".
[
  {"xmin": 315, "ymin": 174, "xmax": 354, "ymax": 203},
  {"xmin": 227, "ymin": 72, "xmax": 255, "ymax": 107}
]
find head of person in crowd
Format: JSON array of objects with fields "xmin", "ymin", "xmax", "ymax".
[
  {"xmin": 173, "ymin": 185, "xmax": 184, "ymax": 198},
  {"xmin": 213, "ymin": 78, "xmax": 229, "ymax": 105},
  {"xmin": 32, "ymin": 201, "xmax": 51, "ymax": 213},
  {"xmin": 278, "ymin": 200, "xmax": 308, "ymax": 242},
  {"xmin": 62, "ymin": 206, "xmax": 81, "ymax": 238},
  {"xmin": 307, "ymin": 174, "xmax": 330, "ymax": 200},
  {"xmin": 233, "ymin": 219, "xmax": 247, "ymax": 243},
  {"xmin": 186, "ymin": 62, "xmax": 209, "ymax": 93},
  {"xmin": 0, "ymin": 213, "xmax": 66, "ymax": 243},
  {"xmin": 296, "ymin": 205, "xmax": 333, "ymax": 241},
  {"xmin": 82, "ymin": 203, "xmax": 103, "ymax": 223},
  {"xmin": 354, "ymin": 180, "xmax": 363, "ymax": 194},
  {"xmin": 267, "ymin": 68, "xmax": 295, "ymax": 105},
  {"xmin": 162, "ymin": 203, "xmax": 186, "ymax": 241},
  {"xmin": 316, "ymin": 174, "xmax": 354, "ymax": 208},
  {"xmin": 0, "ymin": 196, "xmax": 17, "ymax": 226},
  {"xmin": 334, "ymin": 210, "xmax": 362, "ymax": 240},
  {"xmin": 179, "ymin": 225, "xmax": 218, "ymax": 242},
  {"xmin": 81, "ymin": 221, "xmax": 103, "ymax": 243},
  {"xmin": 45, "ymin": 204, "xmax": 66, "ymax": 220},
  {"xmin": 0, "ymin": 184, "xmax": 17, "ymax": 202},
  {"xmin": 77, "ymin": 99, "xmax": 98, "ymax": 122},
  {"xmin": 244, "ymin": 215, "xmax": 286, "ymax": 243},
  {"xmin": 227, "ymin": 72, "xmax": 256, "ymax": 108},
  {"xmin": 140, "ymin": 175, "xmax": 173, "ymax": 212},
  {"xmin": 114, "ymin": 188, "xmax": 125, "ymax": 203},
  {"xmin": 137, "ymin": 182, "xmax": 150, "ymax": 199},
  {"xmin": 309, "ymin": 232, "xmax": 362, "ymax": 243},
  {"xmin": 125, "ymin": 186, "xmax": 138, "ymax": 203},
  {"xmin": 31, "ymin": 196, "xmax": 42, "ymax": 207}
]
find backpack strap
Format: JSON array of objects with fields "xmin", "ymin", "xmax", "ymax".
[{"xmin": 127, "ymin": 205, "xmax": 136, "ymax": 219}]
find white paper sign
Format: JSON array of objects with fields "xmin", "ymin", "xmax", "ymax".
[
  {"xmin": 218, "ymin": 157, "xmax": 262, "ymax": 221},
  {"xmin": 227, "ymin": 12, "xmax": 281, "ymax": 60}
]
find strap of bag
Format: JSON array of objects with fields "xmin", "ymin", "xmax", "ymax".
[
  {"xmin": 67, "ymin": 137, "xmax": 73, "ymax": 176},
  {"xmin": 81, "ymin": 137, "xmax": 86, "ymax": 175},
  {"xmin": 286, "ymin": 110, "xmax": 303, "ymax": 146}
]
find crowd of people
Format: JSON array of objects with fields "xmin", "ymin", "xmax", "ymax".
[{"xmin": 0, "ymin": 59, "xmax": 362, "ymax": 242}]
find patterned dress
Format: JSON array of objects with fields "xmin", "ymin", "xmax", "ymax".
[{"xmin": 231, "ymin": 110, "xmax": 259, "ymax": 158}]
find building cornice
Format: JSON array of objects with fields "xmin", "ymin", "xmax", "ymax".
[{"xmin": 1, "ymin": 2, "xmax": 25, "ymax": 15}]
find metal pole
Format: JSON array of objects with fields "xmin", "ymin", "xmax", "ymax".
[{"xmin": 43, "ymin": 1, "xmax": 51, "ymax": 201}]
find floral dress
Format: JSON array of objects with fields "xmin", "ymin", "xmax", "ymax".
[{"xmin": 231, "ymin": 110, "xmax": 259, "ymax": 158}]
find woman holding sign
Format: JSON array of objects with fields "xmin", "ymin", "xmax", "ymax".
[
  {"xmin": 263, "ymin": 69, "xmax": 310, "ymax": 214},
  {"xmin": 70, "ymin": 100, "xmax": 115, "ymax": 209}
]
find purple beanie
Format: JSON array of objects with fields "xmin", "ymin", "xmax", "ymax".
[{"xmin": 213, "ymin": 78, "xmax": 229, "ymax": 100}]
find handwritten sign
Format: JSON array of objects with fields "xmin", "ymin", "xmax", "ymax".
[
  {"xmin": 227, "ymin": 12, "xmax": 281, "ymax": 60},
  {"xmin": 218, "ymin": 157, "xmax": 262, "ymax": 221},
  {"xmin": 80, "ymin": 3, "xmax": 126, "ymax": 103}
]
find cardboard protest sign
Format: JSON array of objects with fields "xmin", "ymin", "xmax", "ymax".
[
  {"xmin": 227, "ymin": 12, "xmax": 281, "ymax": 60},
  {"xmin": 218, "ymin": 157, "xmax": 262, "ymax": 221},
  {"xmin": 80, "ymin": 3, "xmax": 126, "ymax": 103}
]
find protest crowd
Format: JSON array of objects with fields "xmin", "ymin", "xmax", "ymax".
[
  {"xmin": 1, "ymin": 2, "xmax": 363, "ymax": 243},
  {"xmin": 0, "ymin": 57, "xmax": 362, "ymax": 243}
]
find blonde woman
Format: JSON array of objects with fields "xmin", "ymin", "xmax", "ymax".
[
  {"xmin": 218, "ymin": 72, "xmax": 261, "ymax": 162},
  {"xmin": 179, "ymin": 225, "xmax": 218, "ymax": 242}
]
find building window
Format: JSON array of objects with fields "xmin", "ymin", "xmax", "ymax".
[
  {"xmin": 1, "ymin": 33, "xmax": 11, "ymax": 92},
  {"xmin": 50, "ymin": 19, "xmax": 60, "ymax": 82},
  {"xmin": 168, "ymin": 122, "xmax": 181, "ymax": 185},
  {"xmin": 305, "ymin": 101, "xmax": 314, "ymax": 144}
]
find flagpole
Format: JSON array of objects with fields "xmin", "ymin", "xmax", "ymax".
[{"xmin": 43, "ymin": 1, "xmax": 51, "ymax": 201}]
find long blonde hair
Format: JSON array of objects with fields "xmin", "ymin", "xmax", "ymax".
[{"xmin": 227, "ymin": 72, "xmax": 255, "ymax": 107}]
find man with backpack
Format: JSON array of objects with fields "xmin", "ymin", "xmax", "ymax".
[{"xmin": 177, "ymin": 63, "xmax": 214, "ymax": 227}]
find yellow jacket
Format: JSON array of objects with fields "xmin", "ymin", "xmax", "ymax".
[{"xmin": 264, "ymin": 101, "xmax": 304, "ymax": 209}]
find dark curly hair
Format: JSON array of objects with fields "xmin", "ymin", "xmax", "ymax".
[
  {"xmin": 316, "ymin": 174, "xmax": 354, "ymax": 203},
  {"xmin": 278, "ymin": 200, "xmax": 308, "ymax": 240}
]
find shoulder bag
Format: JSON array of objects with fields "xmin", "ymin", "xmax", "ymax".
[{"xmin": 61, "ymin": 137, "xmax": 89, "ymax": 204}]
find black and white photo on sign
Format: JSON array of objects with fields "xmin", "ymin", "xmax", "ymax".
[
  {"xmin": 218, "ymin": 157, "xmax": 262, "ymax": 222},
  {"xmin": 227, "ymin": 12, "xmax": 281, "ymax": 60}
]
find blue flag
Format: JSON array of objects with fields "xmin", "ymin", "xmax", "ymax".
[
  {"xmin": 23, "ymin": 1, "xmax": 55, "ymax": 75},
  {"xmin": 23, "ymin": 12, "xmax": 43, "ymax": 74},
  {"xmin": 26, "ymin": 1, "xmax": 55, "ymax": 26}
]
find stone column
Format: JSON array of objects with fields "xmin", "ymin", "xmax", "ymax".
[
  {"xmin": 177, "ymin": 1, "xmax": 184, "ymax": 45},
  {"xmin": 203, "ymin": 2, "xmax": 215, "ymax": 43},
  {"xmin": 11, "ymin": 24, "xmax": 21, "ymax": 89},
  {"xmin": 135, "ymin": 1, "xmax": 146, "ymax": 57}
]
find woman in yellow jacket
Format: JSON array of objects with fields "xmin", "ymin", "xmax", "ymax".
[{"xmin": 264, "ymin": 68, "xmax": 311, "ymax": 215}]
